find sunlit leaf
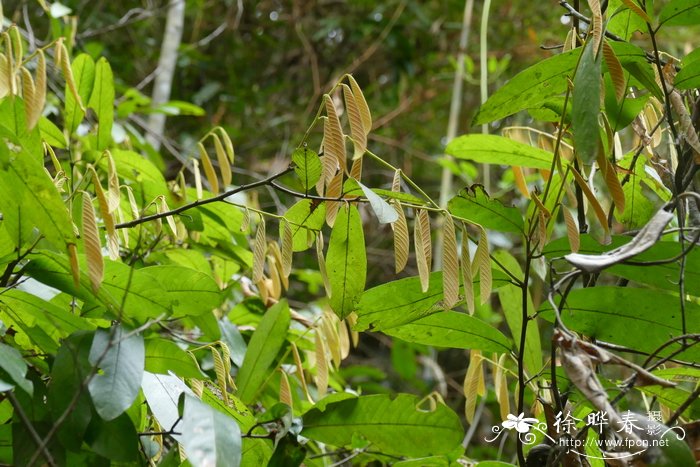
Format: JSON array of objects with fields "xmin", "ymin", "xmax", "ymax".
[{"xmin": 327, "ymin": 205, "xmax": 366, "ymax": 318}]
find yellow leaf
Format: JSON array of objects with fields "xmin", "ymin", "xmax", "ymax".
[
  {"xmin": 602, "ymin": 41, "xmax": 626, "ymax": 102},
  {"xmin": 339, "ymin": 319, "xmax": 351, "ymax": 360},
  {"xmin": 323, "ymin": 94, "xmax": 346, "ymax": 173},
  {"xmin": 414, "ymin": 209, "xmax": 432, "ymax": 293},
  {"xmin": 342, "ymin": 84, "xmax": 366, "ymax": 160},
  {"xmin": 391, "ymin": 169, "xmax": 401, "ymax": 193},
  {"xmin": 82, "ymin": 193, "xmax": 103, "ymax": 293},
  {"xmin": 198, "ymin": 142, "xmax": 219, "ymax": 195},
  {"xmin": 0, "ymin": 54, "xmax": 11, "ymax": 98},
  {"xmin": 213, "ymin": 134, "xmax": 232, "ymax": 187},
  {"xmin": 314, "ymin": 331, "xmax": 328, "ymax": 398},
  {"xmin": 21, "ymin": 67, "xmax": 37, "ymax": 129},
  {"xmin": 587, "ymin": 0, "xmax": 603, "ymax": 55},
  {"xmin": 317, "ymin": 232, "xmax": 332, "ymax": 298},
  {"xmin": 562, "ymin": 207, "xmax": 580, "ymax": 253},
  {"xmin": 240, "ymin": 207, "xmax": 250, "ymax": 232},
  {"xmin": 280, "ymin": 218, "xmax": 293, "ymax": 278},
  {"xmin": 217, "ymin": 127, "xmax": 235, "ymax": 164},
  {"xmin": 392, "ymin": 203, "xmax": 409, "ymax": 273},
  {"xmin": 322, "ymin": 311, "xmax": 342, "ymax": 369},
  {"xmin": 349, "ymin": 156, "xmax": 362, "ymax": 180},
  {"xmin": 345, "ymin": 312, "xmax": 359, "ymax": 348},
  {"xmin": 475, "ymin": 226, "xmax": 491, "ymax": 305},
  {"xmin": 252, "ymin": 216, "xmax": 266, "ymax": 283},
  {"xmin": 347, "ymin": 75, "xmax": 372, "ymax": 134},
  {"xmin": 58, "ymin": 41, "xmax": 83, "ymax": 112},
  {"xmin": 267, "ymin": 254, "xmax": 282, "ymax": 300},
  {"xmin": 461, "ymin": 225, "xmax": 474, "ymax": 315},
  {"xmin": 599, "ymin": 155, "xmax": 625, "ymax": 214},
  {"xmin": 441, "ymin": 214, "xmax": 459, "ymax": 309},
  {"xmin": 493, "ymin": 354, "xmax": 511, "ymax": 422},
  {"xmin": 464, "ymin": 350, "xmax": 484, "ymax": 424},
  {"xmin": 158, "ymin": 196, "xmax": 177, "ymax": 237},
  {"xmin": 211, "ymin": 348, "xmax": 229, "ymax": 405},
  {"xmin": 512, "ymin": 166, "xmax": 529, "ymax": 198}
]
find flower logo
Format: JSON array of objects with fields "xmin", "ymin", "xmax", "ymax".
[{"xmin": 502, "ymin": 413, "xmax": 539, "ymax": 433}]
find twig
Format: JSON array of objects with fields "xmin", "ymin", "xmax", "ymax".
[
  {"xmin": 114, "ymin": 166, "xmax": 295, "ymax": 229},
  {"xmin": 9, "ymin": 392, "xmax": 56, "ymax": 467},
  {"xmin": 668, "ymin": 384, "xmax": 700, "ymax": 425}
]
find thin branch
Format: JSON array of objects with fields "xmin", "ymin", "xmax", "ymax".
[
  {"xmin": 114, "ymin": 167, "xmax": 295, "ymax": 229},
  {"xmin": 9, "ymin": 392, "xmax": 56, "ymax": 467}
]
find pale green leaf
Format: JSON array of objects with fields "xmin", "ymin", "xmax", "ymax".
[{"xmin": 327, "ymin": 205, "xmax": 366, "ymax": 318}]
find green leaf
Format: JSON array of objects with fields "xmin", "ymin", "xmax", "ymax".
[
  {"xmin": 88, "ymin": 57, "xmax": 115, "ymax": 150},
  {"xmin": 383, "ymin": 311, "xmax": 511, "ymax": 353},
  {"xmin": 25, "ymin": 251, "xmax": 172, "ymax": 322},
  {"xmin": 640, "ymin": 369, "xmax": 700, "ymax": 420},
  {"xmin": 141, "ymin": 372, "xmax": 195, "ymax": 443},
  {"xmin": 145, "ymin": 338, "xmax": 206, "ymax": 379},
  {"xmin": 181, "ymin": 394, "xmax": 242, "ymax": 467},
  {"xmin": 355, "ymin": 271, "xmax": 510, "ymax": 331},
  {"xmin": 493, "ymin": 250, "xmax": 542, "ymax": 376},
  {"xmin": 446, "ymin": 135, "xmax": 556, "ymax": 169},
  {"xmin": 0, "ymin": 343, "xmax": 33, "ymax": 395},
  {"xmin": 85, "ymin": 412, "xmax": 139, "ymax": 461},
  {"xmin": 0, "ymin": 289, "xmax": 90, "ymax": 353},
  {"xmin": 282, "ymin": 199, "xmax": 326, "ymax": 252},
  {"xmin": 659, "ymin": 0, "xmax": 700, "ymax": 26},
  {"xmin": 236, "ymin": 300, "xmax": 290, "ymax": 404},
  {"xmin": 38, "ymin": 117, "xmax": 67, "ymax": 148},
  {"xmin": 604, "ymin": 76, "xmax": 649, "ymax": 130},
  {"xmin": 675, "ymin": 58, "xmax": 700, "ymax": 90},
  {"xmin": 0, "ymin": 130, "xmax": 76, "ymax": 251},
  {"xmin": 302, "ymin": 394, "xmax": 464, "ymax": 457},
  {"xmin": 327, "ymin": 204, "xmax": 366, "ymax": 319},
  {"xmin": 141, "ymin": 265, "xmax": 224, "ymax": 317},
  {"xmin": 292, "ymin": 147, "xmax": 322, "ymax": 191},
  {"xmin": 65, "ymin": 54, "xmax": 95, "ymax": 134},
  {"xmin": 99, "ymin": 148, "xmax": 168, "ymax": 202},
  {"xmin": 448, "ymin": 186, "xmax": 524, "ymax": 233},
  {"xmin": 370, "ymin": 188, "xmax": 428, "ymax": 205},
  {"xmin": 88, "ymin": 325, "xmax": 145, "ymax": 420},
  {"xmin": 572, "ymin": 40, "xmax": 601, "ymax": 163},
  {"xmin": 49, "ymin": 331, "xmax": 94, "ymax": 450},
  {"xmin": 219, "ymin": 319, "xmax": 247, "ymax": 367},
  {"xmin": 473, "ymin": 48, "xmax": 581, "ymax": 125},
  {"xmin": 538, "ymin": 287, "xmax": 700, "ymax": 361},
  {"xmin": 358, "ymin": 182, "xmax": 399, "ymax": 223},
  {"xmin": 607, "ymin": 0, "xmax": 646, "ymax": 40}
]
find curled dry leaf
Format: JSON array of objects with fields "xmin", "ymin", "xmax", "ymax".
[
  {"xmin": 347, "ymin": 75, "xmax": 372, "ymax": 134},
  {"xmin": 323, "ymin": 94, "xmax": 346, "ymax": 173},
  {"xmin": 58, "ymin": 41, "xmax": 83, "ymax": 111},
  {"xmin": 316, "ymin": 232, "xmax": 332, "ymax": 299},
  {"xmin": 68, "ymin": 243, "xmax": 80, "ymax": 289},
  {"xmin": 314, "ymin": 330, "xmax": 328, "ymax": 398},
  {"xmin": 494, "ymin": 354, "xmax": 510, "ymax": 422},
  {"xmin": 192, "ymin": 158, "xmax": 203, "ymax": 200},
  {"xmin": 565, "ymin": 208, "xmax": 674, "ymax": 273},
  {"xmin": 280, "ymin": 219, "xmax": 293, "ymax": 278},
  {"xmin": 562, "ymin": 207, "xmax": 580, "ymax": 253},
  {"xmin": 464, "ymin": 350, "xmax": 484, "ymax": 424},
  {"xmin": 0, "ymin": 54, "xmax": 10, "ymax": 98},
  {"xmin": 342, "ymin": 83, "xmax": 366, "ymax": 160},
  {"xmin": 325, "ymin": 171, "xmax": 343, "ymax": 227},
  {"xmin": 392, "ymin": 203, "xmax": 409, "ymax": 273},
  {"xmin": 349, "ymin": 156, "xmax": 362, "ymax": 180},
  {"xmin": 106, "ymin": 151, "xmax": 120, "ymax": 213},
  {"xmin": 602, "ymin": 41, "xmax": 626, "ymax": 101},
  {"xmin": 414, "ymin": 209, "xmax": 432, "ymax": 293},
  {"xmin": 213, "ymin": 133, "xmax": 232, "ymax": 187},
  {"xmin": 158, "ymin": 197, "xmax": 177, "ymax": 237},
  {"xmin": 441, "ymin": 214, "xmax": 459, "ymax": 309},
  {"xmin": 571, "ymin": 165, "xmax": 611, "ymax": 244},
  {"xmin": 82, "ymin": 193, "xmax": 103, "ymax": 293},
  {"xmin": 89, "ymin": 167, "xmax": 119, "ymax": 260},
  {"xmin": 211, "ymin": 347, "xmax": 229, "ymax": 404},
  {"xmin": 252, "ymin": 216, "xmax": 267, "ymax": 283},
  {"xmin": 279, "ymin": 370, "xmax": 292, "ymax": 407},
  {"xmin": 587, "ymin": 0, "xmax": 603, "ymax": 55},
  {"xmin": 198, "ymin": 142, "xmax": 219, "ymax": 195},
  {"xmin": 291, "ymin": 343, "xmax": 313, "ymax": 403},
  {"xmin": 21, "ymin": 67, "xmax": 37, "ymax": 130}
]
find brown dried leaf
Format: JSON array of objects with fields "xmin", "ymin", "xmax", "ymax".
[
  {"xmin": 512, "ymin": 166, "xmax": 529, "ymax": 198},
  {"xmin": 322, "ymin": 311, "xmax": 342, "ymax": 369},
  {"xmin": 105, "ymin": 151, "xmax": 120, "ymax": 213},
  {"xmin": 494, "ymin": 354, "xmax": 511, "ymax": 422},
  {"xmin": 268, "ymin": 240, "xmax": 288, "ymax": 291},
  {"xmin": 267, "ymin": 254, "xmax": 282, "ymax": 299},
  {"xmin": 211, "ymin": 348, "xmax": 229, "ymax": 404},
  {"xmin": 392, "ymin": 203, "xmax": 409, "ymax": 273},
  {"xmin": 314, "ymin": 331, "xmax": 328, "ymax": 398},
  {"xmin": 461, "ymin": 224, "xmax": 475, "ymax": 315},
  {"xmin": 279, "ymin": 370, "xmax": 292, "ymax": 407},
  {"xmin": 571, "ymin": 166, "xmax": 611, "ymax": 243},
  {"xmin": 0, "ymin": 54, "xmax": 10, "ymax": 98},
  {"xmin": 442, "ymin": 214, "xmax": 459, "ymax": 309},
  {"xmin": 464, "ymin": 350, "xmax": 484, "ymax": 424},
  {"xmin": 291, "ymin": 343, "xmax": 313, "ymax": 403},
  {"xmin": 475, "ymin": 226, "xmax": 492, "ymax": 305},
  {"xmin": 280, "ymin": 218, "xmax": 293, "ymax": 278},
  {"xmin": 89, "ymin": 167, "xmax": 119, "ymax": 260},
  {"xmin": 198, "ymin": 142, "xmax": 219, "ymax": 195},
  {"xmin": 620, "ymin": 0, "xmax": 650, "ymax": 22},
  {"xmin": 601, "ymin": 156, "xmax": 625, "ymax": 213},
  {"xmin": 192, "ymin": 158, "xmax": 203, "ymax": 199},
  {"xmin": 349, "ymin": 156, "xmax": 363, "ymax": 180},
  {"xmin": 252, "ymin": 216, "xmax": 266, "ymax": 283},
  {"xmin": 391, "ymin": 169, "xmax": 401, "ymax": 193},
  {"xmin": 323, "ymin": 94, "xmax": 347, "ymax": 173},
  {"xmin": 59, "ymin": 41, "xmax": 83, "ymax": 111},
  {"xmin": 212, "ymin": 134, "xmax": 232, "ymax": 187},
  {"xmin": 82, "ymin": 193, "xmax": 103, "ymax": 292},
  {"xmin": 325, "ymin": 171, "xmax": 343, "ymax": 227},
  {"xmin": 587, "ymin": 0, "xmax": 603, "ymax": 55},
  {"xmin": 348, "ymin": 75, "xmax": 372, "ymax": 134},
  {"xmin": 342, "ymin": 84, "xmax": 367, "ymax": 160},
  {"xmin": 562, "ymin": 207, "xmax": 580, "ymax": 253},
  {"xmin": 414, "ymin": 209, "xmax": 432, "ymax": 293},
  {"xmin": 602, "ymin": 41, "xmax": 626, "ymax": 102}
]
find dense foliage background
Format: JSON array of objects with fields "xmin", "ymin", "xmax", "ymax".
[{"xmin": 0, "ymin": 0, "xmax": 699, "ymax": 466}]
